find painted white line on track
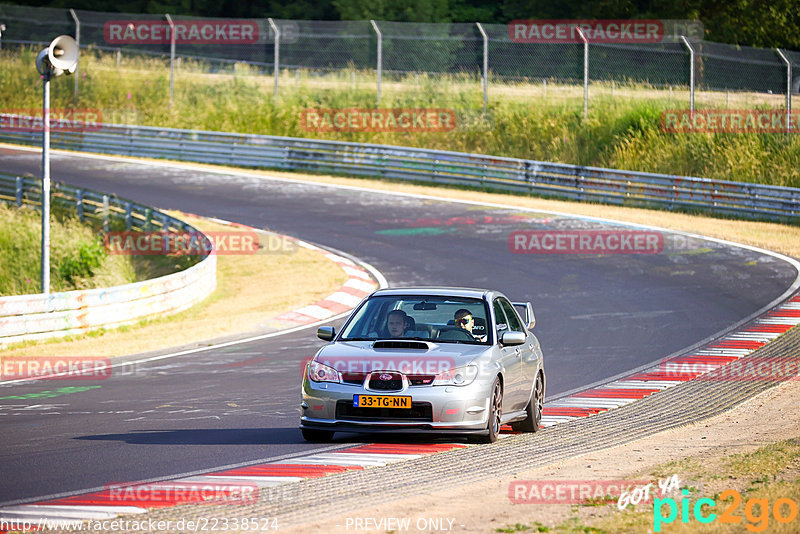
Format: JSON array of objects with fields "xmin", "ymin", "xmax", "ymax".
[{"xmin": 176, "ymin": 476, "xmax": 303, "ymax": 486}]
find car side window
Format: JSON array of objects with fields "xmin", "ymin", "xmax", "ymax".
[
  {"xmin": 499, "ymin": 298, "xmax": 524, "ymax": 332},
  {"xmin": 493, "ymin": 300, "xmax": 508, "ymax": 339}
]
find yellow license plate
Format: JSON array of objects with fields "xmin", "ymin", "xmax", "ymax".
[{"xmin": 354, "ymin": 395, "xmax": 412, "ymax": 409}]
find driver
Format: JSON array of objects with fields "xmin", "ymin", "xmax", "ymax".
[
  {"xmin": 370, "ymin": 309, "xmax": 429, "ymax": 339},
  {"xmin": 454, "ymin": 308, "xmax": 486, "ymax": 342},
  {"xmin": 385, "ymin": 309, "xmax": 407, "ymax": 337}
]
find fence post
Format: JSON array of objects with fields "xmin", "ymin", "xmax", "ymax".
[
  {"xmin": 476, "ymin": 22, "xmax": 488, "ymax": 111},
  {"xmin": 576, "ymin": 26, "xmax": 588, "ymax": 119},
  {"xmin": 0, "ymin": 24, "xmax": 5, "ymax": 51},
  {"xmin": 370, "ymin": 20, "xmax": 382, "ymax": 104},
  {"xmin": 15, "ymin": 176, "xmax": 22, "ymax": 206},
  {"xmin": 268, "ymin": 18, "xmax": 280, "ymax": 99},
  {"xmin": 680, "ymin": 36, "xmax": 695, "ymax": 115},
  {"xmin": 165, "ymin": 14, "xmax": 175, "ymax": 107},
  {"xmin": 70, "ymin": 9, "xmax": 79, "ymax": 104},
  {"xmin": 41, "ymin": 71, "xmax": 51, "ymax": 295},
  {"xmin": 776, "ymin": 48, "xmax": 792, "ymax": 133}
]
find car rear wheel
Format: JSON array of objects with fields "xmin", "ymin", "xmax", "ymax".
[
  {"xmin": 473, "ymin": 377, "xmax": 502, "ymax": 444},
  {"xmin": 511, "ymin": 372, "xmax": 543, "ymax": 432},
  {"xmin": 301, "ymin": 428, "xmax": 334, "ymax": 442}
]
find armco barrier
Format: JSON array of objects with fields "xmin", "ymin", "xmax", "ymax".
[
  {"xmin": 0, "ymin": 172, "xmax": 217, "ymax": 346},
  {"xmin": 1, "ymin": 116, "xmax": 798, "ymax": 222}
]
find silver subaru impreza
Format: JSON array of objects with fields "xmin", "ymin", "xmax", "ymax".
[{"xmin": 300, "ymin": 287, "xmax": 545, "ymax": 443}]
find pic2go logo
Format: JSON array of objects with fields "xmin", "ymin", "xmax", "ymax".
[{"xmin": 654, "ymin": 489, "xmax": 799, "ymax": 532}]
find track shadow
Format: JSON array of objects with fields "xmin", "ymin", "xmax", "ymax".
[{"xmin": 75, "ymin": 427, "xmax": 301, "ymax": 445}]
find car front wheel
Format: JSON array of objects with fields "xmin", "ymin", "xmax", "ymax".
[
  {"xmin": 473, "ymin": 377, "xmax": 502, "ymax": 444},
  {"xmin": 511, "ymin": 372, "xmax": 543, "ymax": 433}
]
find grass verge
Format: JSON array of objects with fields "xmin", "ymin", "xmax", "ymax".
[
  {"xmin": 501, "ymin": 436, "xmax": 800, "ymax": 534},
  {"xmin": 0, "ymin": 211, "xmax": 348, "ymax": 358},
  {"xmin": 2, "ymin": 47, "xmax": 800, "ymax": 188},
  {"xmin": 0, "ymin": 202, "xmax": 191, "ymax": 295}
]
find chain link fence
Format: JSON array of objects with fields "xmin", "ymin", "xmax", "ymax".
[{"xmin": 1, "ymin": 4, "xmax": 798, "ymax": 114}]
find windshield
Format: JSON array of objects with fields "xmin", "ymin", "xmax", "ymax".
[{"xmin": 339, "ymin": 295, "xmax": 491, "ymax": 344}]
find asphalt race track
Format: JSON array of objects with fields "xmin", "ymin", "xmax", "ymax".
[{"xmin": 0, "ymin": 147, "xmax": 797, "ymax": 504}]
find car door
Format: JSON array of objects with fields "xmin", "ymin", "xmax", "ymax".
[
  {"xmin": 492, "ymin": 298, "xmax": 526, "ymax": 412},
  {"xmin": 499, "ymin": 298, "xmax": 539, "ymax": 402}
]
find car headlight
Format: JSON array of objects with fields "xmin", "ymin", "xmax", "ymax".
[
  {"xmin": 307, "ymin": 361, "xmax": 341, "ymax": 383},
  {"xmin": 433, "ymin": 365, "xmax": 478, "ymax": 386}
]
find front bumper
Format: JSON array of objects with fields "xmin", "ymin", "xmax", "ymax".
[{"xmin": 300, "ymin": 373, "xmax": 492, "ymax": 434}]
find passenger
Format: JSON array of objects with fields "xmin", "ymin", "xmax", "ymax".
[{"xmin": 454, "ymin": 308, "xmax": 486, "ymax": 341}]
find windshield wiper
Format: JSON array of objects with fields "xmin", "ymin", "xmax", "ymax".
[{"xmin": 341, "ymin": 337, "xmax": 375, "ymax": 341}]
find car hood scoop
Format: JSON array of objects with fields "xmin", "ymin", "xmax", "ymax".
[{"xmin": 372, "ymin": 340, "xmax": 430, "ymax": 350}]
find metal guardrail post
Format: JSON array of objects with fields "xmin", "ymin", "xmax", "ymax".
[
  {"xmin": 476, "ymin": 22, "xmax": 488, "ymax": 111},
  {"xmin": 575, "ymin": 27, "xmax": 588, "ymax": 119},
  {"xmin": 0, "ymin": 24, "xmax": 5, "ymax": 51},
  {"xmin": 125, "ymin": 202, "xmax": 132, "ymax": 230},
  {"xmin": 102, "ymin": 194, "xmax": 109, "ymax": 232},
  {"xmin": 370, "ymin": 20, "xmax": 382, "ymax": 104},
  {"xmin": 70, "ymin": 9, "xmax": 79, "ymax": 104},
  {"xmin": 15, "ymin": 176, "xmax": 22, "ymax": 206},
  {"xmin": 76, "ymin": 189, "xmax": 83, "ymax": 220},
  {"xmin": 681, "ymin": 36, "xmax": 695, "ymax": 115},
  {"xmin": 1, "ymin": 116, "xmax": 798, "ymax": 221},
  {"xmin": 776, "ymin": 48, "xmax": 792, "ymax": 134},
  {"xmin": 268, "ymin": 18, "xmax": 280, "ymax": 99},
  {"xmin": 165, "ymin": 14, "xmax": 175, "ymax": 107}
]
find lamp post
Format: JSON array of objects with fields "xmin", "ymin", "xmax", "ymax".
[{"xmin": 35, "ymin": 35, "xmax": 78, "ymax": 294}]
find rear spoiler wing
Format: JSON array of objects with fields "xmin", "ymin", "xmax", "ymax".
[{"xmin": 511, "ymin": 301, "xmax": 536, "ymax": 330}]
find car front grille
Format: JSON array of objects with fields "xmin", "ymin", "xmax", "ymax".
[
  {"xmin": 336, "ymin": 400, "xmax": 433, "ymax": 422},
  {"xmin": 342, "ymin": 372, "xmax": 367, "ymax": 385},
  {"xmin": 408, "ymin": 374, "xmax": 435, "ymax": 386},
  {"xmin": 340, "ymin": 372, "xmax": 434, "ymax": 387},
  {"xmin": 367, "ymin": 372, "xmax": 402, "ymax": 391}
]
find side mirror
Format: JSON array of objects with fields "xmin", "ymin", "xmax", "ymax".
[
  {"xmin": 501, "ymin": 331, "xmax": 526, "ymax": 346},
  {"xmin": 512, "ymin": 301, "xmax": 536, "ymax": 330},
  {"xmin": 317, "ymin": 326, "xmax": 335, "ymax": 341}
]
